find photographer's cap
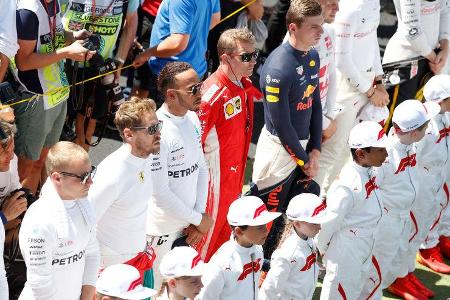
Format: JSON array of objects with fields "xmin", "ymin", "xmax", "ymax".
[
  {"xmin": 227, "ymin": 196, "xmax": 281, "ymax": 226},
  {"xmin": 96, "ymin": 264, "xmax": 157, "ymax": 300},
  {"xmin": 358, "ymin": 103, "xmax": 389, "ymax": 126},
  {"xmin": 159, "ymin": 247, "xmax": 204, "ymax": 278},
  {"xmin": 348, "ymin": 121, "xmax": 387, "ymax": 149},
  {"xmin": 392, "ymin": 100, "xmax": 440, "ymax": 132},
  {"xmin": 286, "ymin": 193, "xmax": 334, "ymax": 224},
  {"xmin": 423, "ymin": 74, "xmax": 450, "ymax": 103}
]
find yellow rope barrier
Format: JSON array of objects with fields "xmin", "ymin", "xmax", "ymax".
[{"xmin": 0, "ymin": 0, "xmax": 258, "ymax": 110}]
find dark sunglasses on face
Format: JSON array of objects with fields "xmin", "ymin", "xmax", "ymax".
[
  {"xmin": 187, "ymin": 81, "xmax": 203, "ymax": 96},
  {"xmin": 59, "ymin": 165, "xmax": 96, "ymax": 184},
  {"xmin": 132, "ymin": 120, "xmax": 163, "ymax": 135},
  {"xmin": 237, "ymin": 50, "xmax": 259, "ymax": 62}
]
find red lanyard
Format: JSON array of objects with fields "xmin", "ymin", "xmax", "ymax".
[{"xmin": 42, "ymin": 0, "xmax": 57, "ymax": 49}]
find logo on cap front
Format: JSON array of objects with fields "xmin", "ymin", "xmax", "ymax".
[
  {"xmin": 191, "ymin": 253, "xmax": 201, "ymax": 269},
  {"xmin": 311, "ymin": 202, "xmax": 326, "ymax": 217},
  {"xmin": 253, "ymin": 204, "xmax": 267, "ymax": 219}
]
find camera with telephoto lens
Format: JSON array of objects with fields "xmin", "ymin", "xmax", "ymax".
[{"xmin": 82, "ymin": 34, "xmax": 119, "ymax": 75}]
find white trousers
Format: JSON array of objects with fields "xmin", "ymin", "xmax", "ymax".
[
  {"xmin": 320, "ymin": 231, "xmax": 377, "ymax": 300},
  {"xmin": 360, "ymin": 212, "xmax": 411, "ymax": 299},
  {"xmin": 99, "ymin": 243, "xmax": 138, "ymax": 268},
  {"xmin": 406, "ymin": 172, "xmax": 444, "ymax": 271},
  {"xmin": 146, "ymin": 231, "xmax": 183, "ymax": 291},
  {"xmin": 315, "ymin": 72, "xmax": 372, "ymax": 195},
  {"xmin": 421, "ymin": 182, "xmax": 450, "ymax": 248}
]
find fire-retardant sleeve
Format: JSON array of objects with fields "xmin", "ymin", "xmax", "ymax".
[
  {"xmin": 398, "ymin": 0, "xmax": 434, "ymax": 57},
  {"xmin": 334, "ymin": 9, "xmax": 373, "ymax": 93},
  {"xmin": 316, "ymin": 185, "xmax": 354, "ymax": 254},
  {"xmin": 150, "ymin": 140, "xmax": 203, "ymax": 226},
  {"xmin": 264, "ymin": 70, "xmax": 310, "ymax": 165},
  {"xmin": 82, "ymin": 227, "xmax": 100, "ymax": 286},
  {"xmin": 19, "ymin": 222, "xmax": 59, "ymax": 300},
  {"xmin": 259, "ymin": 253, "xmax": 293, "ymax": 299}
]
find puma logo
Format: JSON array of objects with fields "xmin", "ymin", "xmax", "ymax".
[{"xmin": 230, "ymin": 166, "xmax": 238, "ymax": 172}]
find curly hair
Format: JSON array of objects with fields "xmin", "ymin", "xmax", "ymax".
[{"xmin": 157, "ymin": 62, "xmax": 194, "ymax": 98}]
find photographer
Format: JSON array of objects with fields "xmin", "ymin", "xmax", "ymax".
[
  {"xmin": 0, "ymin": 120, "xmax": 28, "ymax": 299},
  {"xmin": 14, "ymin": 0, "xmax": 95, "ymax": 196},
  {"xmin": 62, "ymin": 0, "xmax": 139, "ymax": 151}
]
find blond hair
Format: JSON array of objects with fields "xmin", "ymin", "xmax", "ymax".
[
  {"xmin": 217, "ymin": 28, "xmax": 256, "ymax": 57},
  {"xmin": 45, "ymin": 141, "xmax": 89, "ymax": 174},
  {"xmin": 114, "ymin": 96, "xmax": 157, "ymax": 138},
  {"xmin": 0, "ymin": 121, "xmax": 16, "ymax": 149},
  {"xmin": 286, "ymin": 0, "xmax": 322, "ymax": 29}
]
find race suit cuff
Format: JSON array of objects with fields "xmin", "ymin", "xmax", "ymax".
[{"xmin": 0, "ymin": 212, "xmax": 7, "ymax": 224}]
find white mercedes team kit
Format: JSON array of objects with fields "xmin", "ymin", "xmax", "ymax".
[
  {"xmin": 420, "ymin": 112, "xmax": 450, "ymax": 250},
  {"xmin": 360, "ymin": 133, "xmax": 420, "ymax": 299},
  {"xmin": 88, "ymin": 143, "xmax": 152, "ymax": 267},
  {"xmin": 197, "ymin": 238, "xmax": 263, "ymax": 300},
  {"xmin": 383, "ymin": 0, "xmax": 449, "ymax": 64},
  {"xmin": 315, "ymin": 0, "xmax": 384, "ymax": 194},
  {"xmin": 317, "ymin": 161, "xmax": 383, "ymax": 300},
  {"xmin": 147, "ymin": 104, "xmax": 208, "ymax": 290},
  {"xmin": 406, "ymin": 112, "xmax": 450, "ymax": 271},
  {"xmin": 259, "ymin": 233, "xmax": 319, "ymax": 300},
  {"xmin": 18, "ymin": 180, "xmax": 100, "ymax": 300}
]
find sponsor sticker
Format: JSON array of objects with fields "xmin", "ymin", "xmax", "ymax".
[
  {"xmin": 223, "ymin": 96, "xmax": 242, "ymax": 120},
  {"xmin": 266, "ymin": 95, "xmax": 280, "ymax": 103},
  {"xmin": 266, "ymin": 86, "xmax": 280, "ymax": 94},
  {"xmin": 309, "ymin": 60, "xmax": 316, "ymax": 67}
]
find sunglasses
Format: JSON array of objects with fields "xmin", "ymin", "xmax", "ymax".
[
  {"xmin": 132, "ymin": 120, "xmax": 163, "ymax": 135},
  {"xmin": 234, "ymin": 50, "xmax": 259, "ymax": 62},
  {"xmin": 59, "ymin": 165, "xmax": 96, "ymax": 184},
  {"xmin": 174, "ymin": 81, "xmax": 203, "ymax": 96}
]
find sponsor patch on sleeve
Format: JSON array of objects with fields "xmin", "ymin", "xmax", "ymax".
[
  {"xmin": 266, "ymin": 95, "xmax": 280, "ymax": 103},
  {"xmin": 201, "ymin": 84, "xmax": 220, "ymax": 102},
  {"xmin": 265, "ymin": 86, "xmax": 280, "ymax": 94}
]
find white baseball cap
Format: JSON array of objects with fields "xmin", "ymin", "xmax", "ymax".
[
  {"xmin": 358, "ymin": 103, "xmax": 389, "ymax": 126},
  {"xmin": 227, "ymin": 196, "xmax": 281, "ymax": 226},
  {"xmin": 159, "ymin": 246, "xmax": 204, "ymax": 278},
  {"xmin": 348, "ymin": 121, "xmax": 388, "ymax": 149},
  {"xmin": 423, "ymin": 74, "xmax": 450, "ymax": 103},
  {"xmin": 96, "ymin": 264, "xmax": 157, "ymax": 300},
  {"xmin": 392, "ymin": 100, "xmax": 440, "ymax": 132},
  {"xmin": 286, "ymin": 193, "xmax": 334, "ymax": 224}
]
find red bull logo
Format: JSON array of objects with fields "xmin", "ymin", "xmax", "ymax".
[{"xmin": 303, "ymin": 85, "xmax": 316, "ymax": 99}]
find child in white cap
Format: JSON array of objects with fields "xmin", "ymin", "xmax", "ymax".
[
  {"xmin": 96, "ymin": 264, "xmax": 157, "ymax": 300},
  {"xmin": 316, "ymin": 121, "xmax": 388, "ymax": 300},
  {"xmin": 155, "ymin": 246, "xmax": 204, "ymax": 300},
  {"xmin": 259, "ymin": 193, "xmax": 332, "ymax": 300},
  {"xmin": 360, "ymin": 100, "xmax": 440, "ymax": 300},
  {"xmin": 414, "ymin": 74, "xmax": 450, "ymax": 277},
  {"xmin": 197, "ymin": 196, "xmax": 281, "ymax": 300}
]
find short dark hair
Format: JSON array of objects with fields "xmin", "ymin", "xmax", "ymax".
[
  {"xmin": 286, "ymin": 0, "xmax": 322, "ymax": 29},
  {"xmin": 157, "ymin": 62, "xmax": 194, "ymax": 98}
]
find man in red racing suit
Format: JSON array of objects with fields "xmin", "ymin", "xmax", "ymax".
[{"xmin": 196, "ymin": 28, "xmax": 262, "ymax": 261}]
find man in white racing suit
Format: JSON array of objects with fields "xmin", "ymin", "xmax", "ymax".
[{"xmin": 19, "ymin": 142, "xmax": 100, "ymax": 300}]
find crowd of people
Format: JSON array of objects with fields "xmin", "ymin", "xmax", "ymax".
[{"xmin": 0, "ymin": 0, "xmax": 449, "ymax": 299}]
